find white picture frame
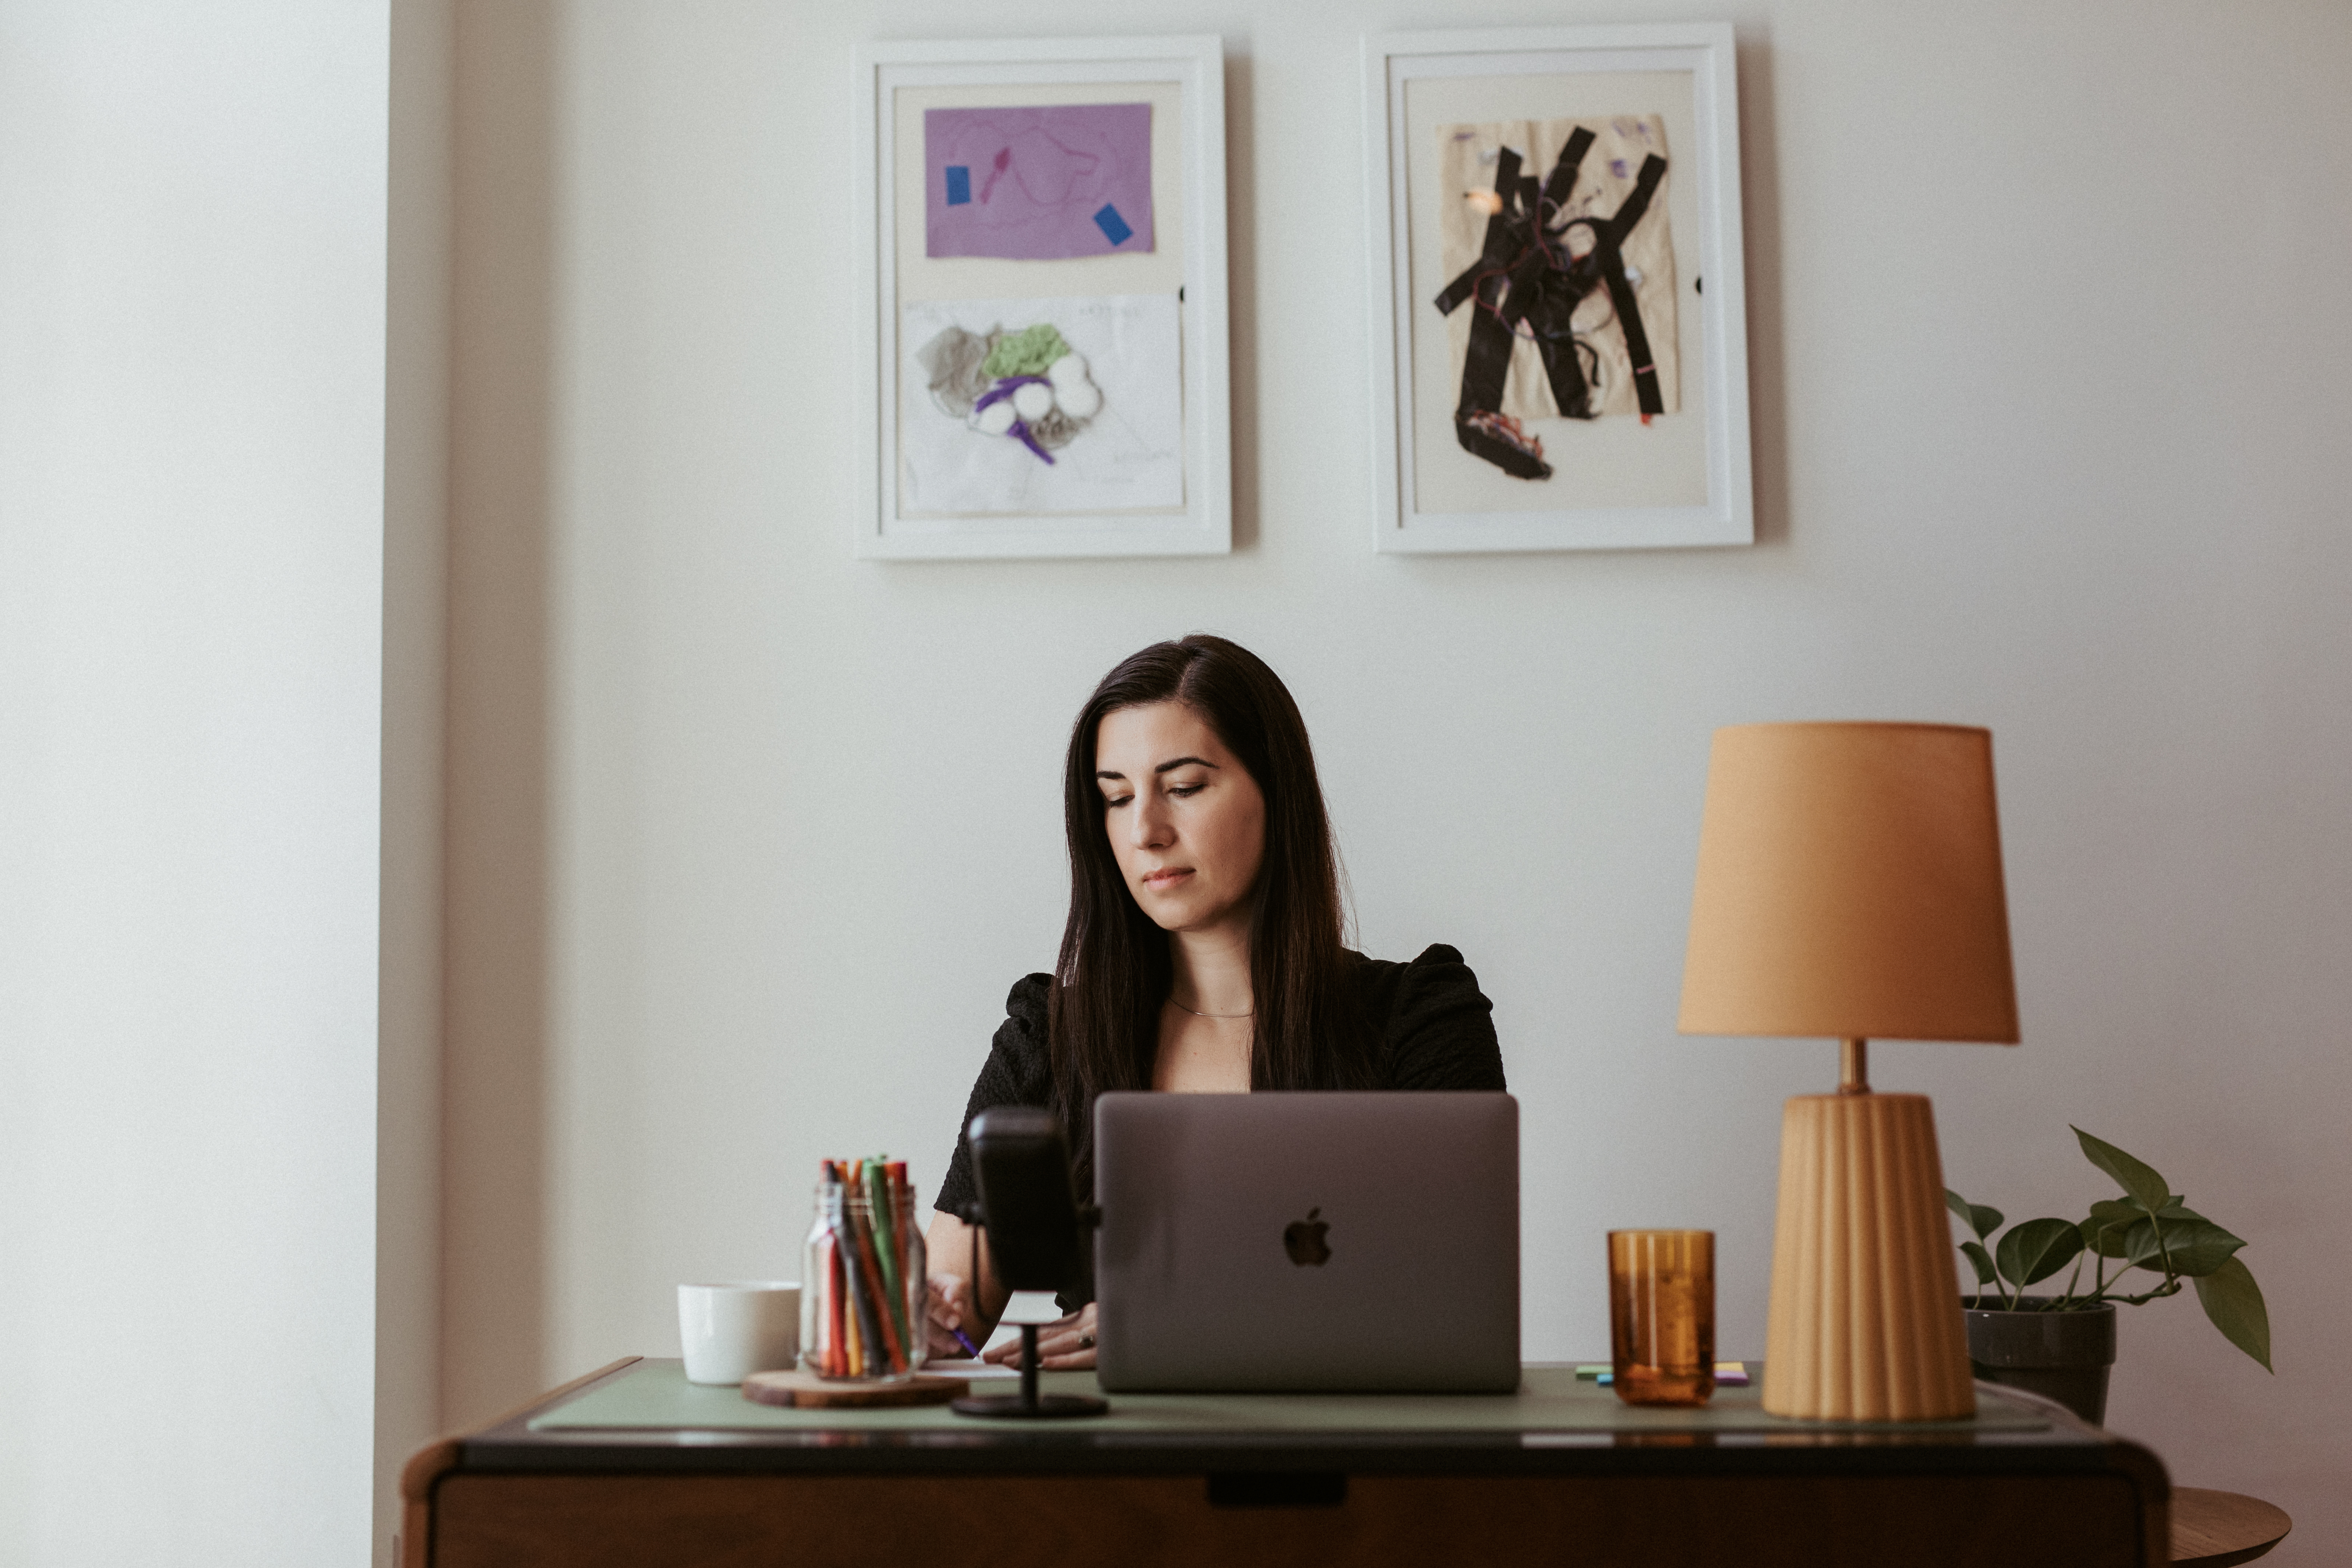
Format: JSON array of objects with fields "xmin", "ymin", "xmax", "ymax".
[
  {"xmin": 855, "ymin": 36, "xmax": 1230, "ymax": 560},
  {"xmin": 1362, "ymin": 25, "xmax": 1752, "ymax": 554}
]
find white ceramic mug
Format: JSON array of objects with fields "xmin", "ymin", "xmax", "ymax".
[{"xmin": 677, "ymin": 1281, "xmax": 800, "ymax": 1385}]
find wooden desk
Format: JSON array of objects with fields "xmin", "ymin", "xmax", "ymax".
[{"xmin": 403, "ymin": 1359, "xmax": 2170, "ymax": 1567}]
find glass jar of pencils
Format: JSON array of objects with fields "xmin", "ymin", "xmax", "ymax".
[{"xmin": 800, "ymin": 1158, "xmax": 928, "ymax": 1381}]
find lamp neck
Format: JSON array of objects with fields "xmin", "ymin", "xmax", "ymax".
[{"xmin": 1839, "ymin": 1037, "xmax": 1870, "ymax": 1095}]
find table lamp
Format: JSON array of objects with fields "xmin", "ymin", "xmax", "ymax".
[{"xmin": 1678, "ymin": 722, "xmax": 2018, "ymax": 1421}]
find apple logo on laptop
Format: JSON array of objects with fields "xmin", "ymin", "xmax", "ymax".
[{"xmin": 1283, "ymin": 1207, "xmax": 1332, "ymax": 1267}]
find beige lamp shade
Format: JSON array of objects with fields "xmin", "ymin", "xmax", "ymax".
[{"xmin": 1679, "ymin": 722, "xmax": 2019, "ymax": 1044}]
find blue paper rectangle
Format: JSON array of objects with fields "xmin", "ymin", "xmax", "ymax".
[
  {"xmin": 1092, "ymin": 202, "xmax": 1134, "ymax": 247},
  {"xmin": 944, "ymin": 165, "xmax": 971, "ymax": 206}
]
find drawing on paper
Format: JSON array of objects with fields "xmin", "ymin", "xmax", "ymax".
[
  {"xmin": 1433, "ymin": 116, "xmax": 1678, "ymax": 480},
  {"xmin": 925, "ymin": 104, "xmax": 1154, "ymax": 261},
  {"xmin": 914, "ymin": 321, "xmax": 1107, "ymax": 466},
  {"xmin": 899, "ymin": 294, "xmax": 1183, "ymax": 517}
]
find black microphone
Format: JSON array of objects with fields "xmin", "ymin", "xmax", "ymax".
[
  {"xmin": 966, "ymin": 1106, "xmax": 1088, "ymax": 1295},
  {"xmin": 952, "ymin": 1107, "xmax": 1107, "ymax": 1420}
]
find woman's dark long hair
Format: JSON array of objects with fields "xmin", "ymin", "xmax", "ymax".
[{"xmin": 1047, "ymin": 636, "xmax": 1367, "ymax": 1188}]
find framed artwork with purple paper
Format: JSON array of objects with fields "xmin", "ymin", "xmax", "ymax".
[
  {"xmin": 855, "ymin": 38, "xmax": 1230, "ymax": 559},
  {"xmin": 1363, "ymin": 26, "xmax": 1752, "ymax": 553}
]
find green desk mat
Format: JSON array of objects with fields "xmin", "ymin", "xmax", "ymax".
[{"xmin": 531, "ymin": 1362, "xmax": 2050, "ymax": 1437}]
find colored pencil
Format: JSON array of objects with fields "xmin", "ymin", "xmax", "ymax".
[
  {"xmin": 823, "ymin": 1166, "xmax": 851, "ymax": 1373},
  {"xmin": 843, "ymin": 1179, "xmax": 907, "ymax": 1371},
  {"xmin": 841, "ymin": 1261, "xmax": 866, "ymax": 1377},
  {"xmin": 886, "ymin": 1160, "xmax": 916, "ymax": 1359},
  {"xmin": 827, "ymin": 1163, "xmax": 888, "ymax": 1375},
  {"xmin": 864, "ymin": 1158, "xmax": 911, "ymax": 1355}
]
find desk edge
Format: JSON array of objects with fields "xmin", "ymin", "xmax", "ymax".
[
  {"xmin": 422, "ymin": 1354, "xmax": 2174, "ymax": 1567},
  {"xmin": 400, "ymin": 1356, "xmax": 643, "ymax": 1568}
]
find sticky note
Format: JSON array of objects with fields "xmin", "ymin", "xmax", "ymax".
[
  {"xmin": 1092, "ymin": 202, "xmax": 1134, "ymax": 247},
  {"xmin": 944, "ymin": 166, "xmax": 971, "ymax": 206},
  {"xmin": 1576, "ymin": 1362, "xmax": 1750, "ymax": 1385}
]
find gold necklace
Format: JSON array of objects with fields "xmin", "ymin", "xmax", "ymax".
[{"xmin": 1167, "ymin": 997, "xmax": 1254, "ymax": 1019}]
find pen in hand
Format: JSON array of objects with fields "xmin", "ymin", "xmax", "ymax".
[{"xmin": 931, "ymin": 1275, "xmax": 985, "ymax": 1358}]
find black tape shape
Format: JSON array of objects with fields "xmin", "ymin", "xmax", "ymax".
[
  {"xmin": 1432, "ymin": 132, "xmax": 1670, "ymax": 472},
  {"xmin": 1594, "ymin": 154, "xmax": 1668, "ymax": 416},
  {"xmin": 1437, "ymin": 147, "xmax": 1523, "ymax": 426},
  {"xmin": 1455, "ymin": 415, "xmax": 1551, "ymax": 480}
]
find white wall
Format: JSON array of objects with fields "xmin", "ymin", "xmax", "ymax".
[
  {"xmin": 0, "ymin": 5, "xmax": 396, "ymax": 1565},
  {"xmin": 439, "ymin": 0, "xmax": 2352, "ymax": 1557}
]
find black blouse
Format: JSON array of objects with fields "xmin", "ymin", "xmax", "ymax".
[{"xmin": 933, "ymin": 944, "xmax": 1506, "ymax": 1305}]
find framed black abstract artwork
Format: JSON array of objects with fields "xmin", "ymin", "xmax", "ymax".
[{"xmin": 1363, "ymin": 26, "xmax": 1753, "ymax": 552}]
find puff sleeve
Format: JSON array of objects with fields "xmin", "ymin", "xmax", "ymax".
[
  {"xmin": 1375, "ymin": 943, "xmax": 1506, "ymax": 1092},
  {"xmin": 934, "ymin": 973, "xmax": 1055, "ymax": 1218}
]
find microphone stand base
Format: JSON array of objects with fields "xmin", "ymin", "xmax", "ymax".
[
  {"xmin": 951, "ymin": 1323, "xmax": 1109, "ymax": 1419},
  {"xmin": 950, "ymin": 1392, "xmax": 1109, "ymax": 1420}
]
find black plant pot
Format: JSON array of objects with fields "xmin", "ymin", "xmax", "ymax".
[{"xmin": 1963, "ymin": 1296, "xmax": 2117, "ymax": 1426}]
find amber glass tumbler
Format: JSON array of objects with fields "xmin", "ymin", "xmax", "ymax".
[{"xmin": 1608, "ymin": 1229, "xmax": 1716, "ymax": 1406}]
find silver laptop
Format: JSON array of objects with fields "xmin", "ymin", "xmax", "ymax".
[{"xmin": 1092, "ymin": 1091, "xmax": 1519, "ymax": 1393}]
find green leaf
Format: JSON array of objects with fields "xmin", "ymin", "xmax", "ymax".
[
  {"xmin": 2163, "ymin": 1220, "xmax": 2249, "ymax": 1278},
  {"xmin": 2128, "ymin": 1217, "xmax": 2246, "ymax": 1279},
  {"xmin": 2193, "ymin": 1256, "xmax": 2273, "ymax": 1372},
  {"xmin": 1996, "ymin": 1217, "xmax": 2085, "ymax": 1289},
  {"xmin": 2083, "ymin": 1199, "xmax": 2144, "ymax": 1258},
  {"xmin": 2073, "ymin": 1126, "xmax": 2171, "ymax": 1213},
  {"xmin": 1959, "ymin": 1239, "xmax": 1997, "ymax": 1288},
  {"xmin": 1945, "ymin": 1189, "xmax": 2004, "ymax": 1241}
]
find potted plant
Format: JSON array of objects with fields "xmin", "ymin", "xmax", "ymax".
[{"xmin": 1945, "ymin": 1126, "xmax": 2271, "ymax": 1425}]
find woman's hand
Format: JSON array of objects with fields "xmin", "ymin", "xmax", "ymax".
[
  {"xmin": 982, "ymin": 1302, "xmax": 1098, "ymax": 1370},
  {"xmin": 925, "ymin": 1271, "xmax": 976, "ymax": 1359}
]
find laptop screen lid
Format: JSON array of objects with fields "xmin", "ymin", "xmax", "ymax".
[{"xmin": 1092, "ymin": 1092, "xmax": 1519, "ymax": 1393}]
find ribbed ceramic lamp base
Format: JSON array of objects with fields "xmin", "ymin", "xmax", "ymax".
[{"xmin": 1762, "ymin": 1092, "xmax": 1975, "ymax": 1421}]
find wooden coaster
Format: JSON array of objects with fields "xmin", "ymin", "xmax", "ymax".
[{"xmin": 741, "ymin": 1369, "xmax": 970, "ymax": 1409}]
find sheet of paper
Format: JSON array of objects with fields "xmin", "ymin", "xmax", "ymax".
[
  {"xmin": 899, "ymin": 293, "xmax": 1184, "ymax": 517},
  {"xmin": 925, "ymin": 104, "xmax": 1154, "ymax": 260},
  {"xmin": 995, "ymin": 1290, "xmax": 1067, "ymax": 1326},
  {"xmin": 967, "ymin": 1289, "xmax": 1071, "ymax": 1363},
  {"xmin": 921, "ymin": 1357, "xmax": 1023, "ymax": 1380}
]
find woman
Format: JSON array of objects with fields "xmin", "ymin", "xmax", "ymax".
[{"xmin": 924, "ymin": 635, "xmax": 1505, "ymax": 1367}]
